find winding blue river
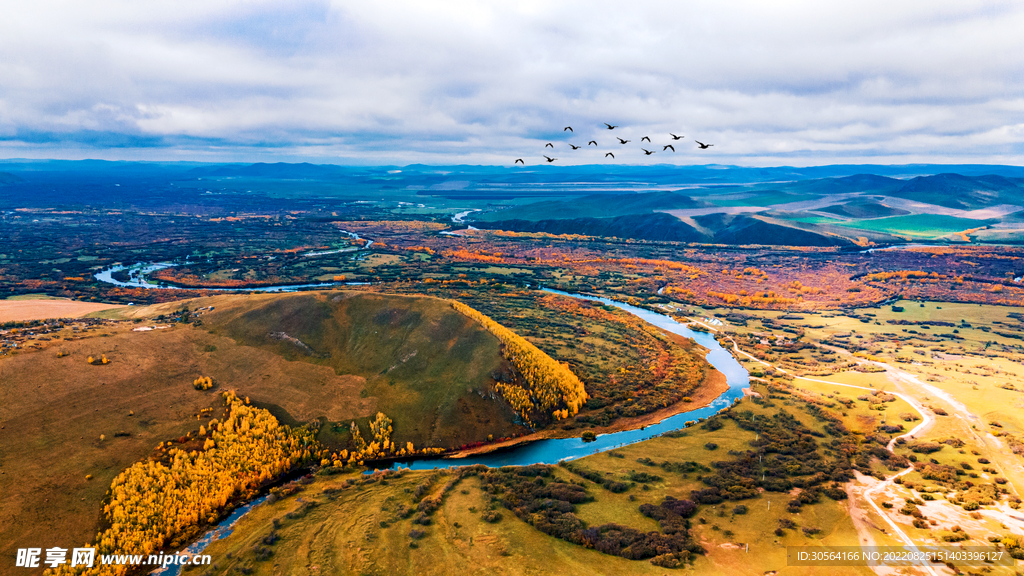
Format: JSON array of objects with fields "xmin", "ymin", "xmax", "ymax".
[
  {"xmin": 94, "ymin": 262, "xmax": 360, "ymax": 293},
  {"xmin": 93, "ymin": 257, "xmax": 749, "ymax": 465},
  {"xmin": 397, "ymin": 288, "xmax": 748, "ymax": 470},
  {"xmin": 150, "ymin": 495, "xmax": 270, "ymax": 576},
  {"xmin": 94, "ymin": 230, "xmax": 372, "ymax": 293}
]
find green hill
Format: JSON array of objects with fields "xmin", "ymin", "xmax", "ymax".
[
  {"xmin": 202, "ymin": 292, "xmax": 522, "ymax": 447},
  {"xmin": 472, "ymin": 191, "xmax": 708, "ymax": 222},
  {"xmin": 819, "ymin": 199, "xmax": 910, "ymax": 219},
  {"xmin": 783, "ymin": 173, "xmax": 904, "ymax": 195},
  {"xmin": 474, "ymin": 210, "xmax": 852, "ymax": 246},
  {"xmin": 473, "ymin": 212, "xmax": 705, "ymax": 242},
  {"xmin": 693, "ymin": 213, "xmax": 852, "ymax": 246}
]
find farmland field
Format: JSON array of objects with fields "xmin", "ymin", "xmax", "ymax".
[
  {"xmin": 0, "ymin": 296, "xmax": 124, "ymax": 322},
  {"xmin": 835, "ymin": 214, "xmax": 996, "ymax": 238}
]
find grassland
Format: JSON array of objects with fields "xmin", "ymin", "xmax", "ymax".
[
  {"xmin": 8, "ymin": 162, "xmax": 1024, "ymax": 574},
  {"xmin": 772, "ymin": 214, "xmax": 847, "ymax": 225},
  {"xmin": 685, "ymin": 300, "xmax": 1024, "ymax": 563},
  {"xmin": 1, "ymin": 287, "xmax": 724, "ymax": 571},
  {"xmin": 200, "ymin": 384, "xmax": 884, "ymax": 576}
]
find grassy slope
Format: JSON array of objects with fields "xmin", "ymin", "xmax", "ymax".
[
  {"xmin": 0, "ymin": 323, "xmax": 225, "ymax": 561},
  {"xmin": 389, "ymin": 287, "xmax": 716, "ymax": 428},
  {"xmin": 472, "ymin": 212, "xmax": 706, "ymax": 242},
  {"xmin": 818, "ymin": 200, "xmax": 910, "ymax": 219},
  {"xmin": 200, "ymin": 291, "xmax": 521, "ymax": 449},
  {"xmin": 0, "ymin": 291, "xmax": 523, "ymax": 562}
]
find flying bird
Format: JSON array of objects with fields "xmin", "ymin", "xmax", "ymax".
[
  {"xmin": 641, "ymin": 136, "xmax": 651, "ymax": 142},
  {"xmin": 604, "ymin": 123, "xmax": 618, "ymax": 130},
  {"xmin": 568, "ymin": 144, "xmax": 581, "ymax": 150},
  {"xmin": 616, "ymin": 137, "xmax": 630, "ymax": 144},
  {"xmin": 515, "ymin": 158, "xmax": 524, "ymax": 164},
  {"xmin": 588, "ymin": 140, "xmax": 597, "ymax": 146},
  {"xmin": 663, "ymin": 144, "xmax": 675, "ymax": 152},
  {"xmin": 564, "ymin": 126, "xmax": 573, "ymax": 132},
  {"xmin": 695, "ymin": 141, "xmax": 714, "ymax": 149},
  {"xmin": 669, "ymin": 133, "xmax": 684, "ymax": 140},
  {"xmin": 545, "ymin": 143, "xmax": 554, "ymax": 148},
  {"xmin": 605, "ymin": 152, "xmax": 615, "ymax": 158},
  {"xmin": 543, "ymin": 155, "xmax": 557, "ymax": 163},
  {"xmin": 641, "ymin": 148, "xmax": 655, "ymax": 155}
]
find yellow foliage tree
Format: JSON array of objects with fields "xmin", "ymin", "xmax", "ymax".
[
  {"xmin": 47, "ymin": 394, "xmax": 315, "ymax": 576},
  {"xmin": 450, "ymin": 300, "xmax": 588, "ymax": 424}
]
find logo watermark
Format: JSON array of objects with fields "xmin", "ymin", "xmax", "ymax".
[
  {"xmin": 787, "ymin": 546, "xmax": 1013, "ymax": 567},
  {"xmin": 15, "ymin": 548, "xmax": 211, "ymax": 569}
]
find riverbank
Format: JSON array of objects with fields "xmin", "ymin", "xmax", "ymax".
[{"xmin": 446, "ymin": 367, "xmax": 729, "ymax": 459}]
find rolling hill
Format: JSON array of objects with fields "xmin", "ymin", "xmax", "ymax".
[
  {"xmin": 472, "ymin": 191, "xmax": 709, "ymax": 222},
  {"xmin": 472, "ymin": 212, "xmax": 706, "ymax": 242},
  {"xmin": 163, "ymin": 291, "xmax": 525, "ymax": 448},
  {"xmin": 819, "ymin": 199, "xmax": 910, "ymax": 218},
  {"xmin": 693, "ymin": 213, "xmax": 852, "ymax": 246},
  {"xmin": 889, "ymin": 173, "xmax": 1024, "ymax": 210},
  {"xmin": 782, "ymin": 173, "xmax": 905, "ymax": 195},
  {"xmin": 474, "ymin": 210, "xmax": 853, "ymax": 246}
]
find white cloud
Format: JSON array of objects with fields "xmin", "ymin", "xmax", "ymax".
[{"xmin": 0, "ymin": 0, "xmax": 1022, "ymax": 165}]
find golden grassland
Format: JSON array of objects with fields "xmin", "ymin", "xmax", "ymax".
[{"xmin": 0, "ymin": 296, "xmax": 125, "ymax": 322}]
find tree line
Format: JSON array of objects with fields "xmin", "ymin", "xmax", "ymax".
[{"xmin": 451, "ymin": 300, "xmax": 588, "ymax": 424}]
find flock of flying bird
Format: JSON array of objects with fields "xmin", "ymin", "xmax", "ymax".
[{"xmin": 514, "ymin": 123, "xmax": 714, "ymax": 164}]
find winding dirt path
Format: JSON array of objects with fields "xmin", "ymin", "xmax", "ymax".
[{"xmin": 730, "ymin": 334, "xmax": 940, "ymax": 575}]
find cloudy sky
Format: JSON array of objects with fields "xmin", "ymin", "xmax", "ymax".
[{"xmin": 1, "ymin": 1, "xmax": 1023, "ymax": 166}]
